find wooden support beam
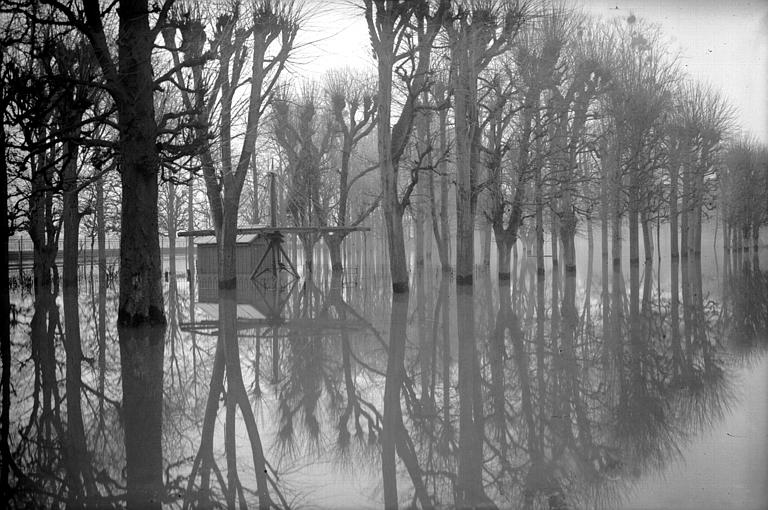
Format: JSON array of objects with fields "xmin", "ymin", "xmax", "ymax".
[{"xmin": 178, "ymin": 226, "xmax": 370, "ymax": 237}]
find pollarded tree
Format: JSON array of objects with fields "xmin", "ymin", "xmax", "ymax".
[
  {"xmin": 669, "ymin": 81, "xmax": 734, "ymax": 258},
  {"xmin": 480, "ymin": 62, "xmax": 522, "ymax": 279},
  {"xmin": 603, "ymin": 17, "xmax": 677, "ymax": 317},
  {"xmin": 721, "ymin": 137, "xmax": 768, "ymax": 252},
  {"xmin": 545, "ymin": 14, "xmax": 610, "ymax": 277},
  {"xmin": 427, "ymin": 70, "xmax": 453, "ymax": 271},
  {"xmin": 174, "ymin": 2, "xmax": 299, "ymax": 281},
  {"xmin": 443, "ymin": 0, "xmax": 528, "ymax": 285},
  {"xmin": 324, "ymin": 68, "xmax": 380, "ymax": 271},
  {"xmin": 272, "ymin": 83, "xmax": 335, "ymax": 272},
  {"xmin": 169, "ymin": 4, "xmax": 301, "ymax": 506},
  {"xmin": 481, "ymin": 6, "xmax": 573, "ymax": 280},
  {"xmin": 364, "ymin": 0, "xmax": 448, "ymax": 293}
]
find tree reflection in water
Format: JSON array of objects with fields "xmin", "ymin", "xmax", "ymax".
[{"xmin": 6, "ymin": 246, "xmax": 767, "ymax": 508}]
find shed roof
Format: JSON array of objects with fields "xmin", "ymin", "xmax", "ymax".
[{"xmin": 195, "ymin": 233, "xmax": 262, "ymax": 246}]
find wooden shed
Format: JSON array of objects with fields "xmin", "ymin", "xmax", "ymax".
[
  {"xmin": 196, "ymin": 233, "xmax": 270, "ymax": 276},
  {"xmin": 196, "ymin": 233, "xmax": 270, "ymax": 301}
]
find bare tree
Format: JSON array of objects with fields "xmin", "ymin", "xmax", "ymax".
[
  {"xmin": 325, "ymin": 68, "xmax": 380, "ymax": 271},
  {"xmin": 272, "ymin": 83, "xmax": 334, "ymax": 272},
  {"xmin": 170, "ymin": 3, "xmax": 301, "ymax": 506},
  {"xmin": 443, "ymin": 0, "xmax": 527, "ymax": 284},
  {"xmin": 364, "ymin": 0, "xmax": 447, "ymax": 293}
]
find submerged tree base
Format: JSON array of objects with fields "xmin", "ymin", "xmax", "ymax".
[
  {"xmin": 117, "ymin": 307, "xmax": 166, "ymax": 328},
  {"xmin": 392, "ymin": 281, "xmax": 409, "ymax": 294},
  {"xmin": 456, "ymin": 274, "xmax": 473, "ymax": 285},
  {"xmin": 119, "ymin": 322, "xmax": 165, "ymax": 510}
]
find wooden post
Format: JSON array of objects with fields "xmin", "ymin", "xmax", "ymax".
[
  {"xmin": 18, "ymin": 239, "xmax": 23, "ymax": 282},
  {"xmin": 269, "ymin": 172, "xmax": 277, "ymax": 229}
]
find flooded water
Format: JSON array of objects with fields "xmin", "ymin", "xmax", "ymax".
[{"xmin": 8, "ymin": 236, "xmax": 768, "ymax": 509}]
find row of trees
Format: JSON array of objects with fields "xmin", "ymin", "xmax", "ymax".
[
  {"xmin": 362, "ymin": 1, "xmax": 766, "ymax": 292},
  {"xmin": 5, "ymin": 1, "xmax": 767, "ymax": 300}
]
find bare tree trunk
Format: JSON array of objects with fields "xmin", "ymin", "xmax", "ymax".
[
  {"xmin": 61, "ymin": 136, "xmax": 91, "ymax": 499},
  {"xmin": 496, "ymin": 237, "xmax": 513, "ymax": 280},
  {"xmin": 560, "ymin": 202, "xmax": 576, "ymax": 276},
  {"xmin": 326, "ymin": 235, "xmax": 344, "ymax": 272},
  {"xmin": 600, "ymin": 150, "xmax": 610, "ymax": 324},
  {"xmin": 187, "ymin": 181, "xmax": 195, "ymax": 295},
  {"xmin": 0, "ymin": 88, "xmax": 10, "ymax": 497},
  {"xmin": 680, "ymin": 161, "xmax": 690, "ymax": 260},
  {"xmin": 641, "ymin": 211, "xmax": 653, "ymax": 264},
  {"xmin": 300, "ymin": 233, "xmax": 319, "ymax": 274},
  {"xmin": 611, "ymin": 164, "xmax": 622, "ymax": 269},
  {"xmin": 252, "ymin": 152, "xmax": 260, "ymax": 224},
  {"xmin": 628, "ymin": 161, "xmax": 641, "ymax": 322},
  {"xmin": 481, "ymin": 219, "xmax": 492, "ymax": 267},
  {"xmin": 753, "ymin": 224, "xmax": 760, "ymax": 252},
  {"xmin": 551, "ymin": 212, "xmax": 559, "ymax": 274},
  {"xmin": 670, "ymin": 154, "xmax": 680, "ymax": 260},
  {"xmin": 369, "ymin": 13, "xmax": 410, "ymax": 292},
  {"xmin": 536, "ymin": 162, "xmax": 545, "ymax": 279},
  {"xmin": 414, "ymin": 204, "xmax": 425, "ymax": 268},
  {"xmin": 96, "ymin": 175, "xmax": 107, "ymax": 277},
  {"xmin": 219, "ymin": 210, "xmax": 271, "ymax": 508},
  {"xmin": 430, "ymin": 106, "xmax": 451, "ymax": 271},
  {"xmin": 167, "ymin": 181, "xmax": 177, "ymax": 281},
  {"xmin": 454, "ymin": 82, "xmax": 476, "ymax": 285},
  {"xmin": 114, "ymin": 1, "xmax": 165, "ymax": 326}
]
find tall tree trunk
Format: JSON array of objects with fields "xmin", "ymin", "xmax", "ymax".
[
  {"xmin": 481, "ymin": 219, "xmax": 492, "ymax": 267},
  {"xmin": 326, "ymin": 235, "xmax": 344, "ymax": 272},
  {"xmin": 551, "ymin": 212, "xmax": 559, "ymax": 274},
  {"xmin": 430, "ymin": 106, "xmax": 451, "ymax": 271},
  {"xmin": 187, "ymin": 181, "xmax": 195, "ymax": 295},
  {"xmin": 560, "ymin": 201, "xmax": 576, "ymax": 277},
  {"xmin": 252, "ymin": 152, "xmax": 260, "ymax": 224},
  {"xmin": 167, "ymin": 181, "xmax": 177, "ymax": 282},
  {"xmin": 0, "ymin": 84, "xmax": 10, "ymax": 498},
  {"xmin": 641, "ymin": 211, "xmax": 653, "ymax": 263},
  {"xmin": 219, "ymin": 208, "xmax": 272, "ymax": 508},
  {"xmin": 116, "ymin": 1, "xmax": 164, "ymax": 326},
  {"xmin": 496, "ymin": 236, "xmax": 514, "ymax": 280},
  {"xmin": 611, "ymin": 168, "xmax": 622, "ymax": 269},
  {"xmin": 628, "ymin": 162, "xmax": 640, "ymax": 322},
  {"xmin": 535, "ymin": 162, "xmax": 545, "ymax": 279},
  {"xmin": 680, "ymin": 161, "xmax": 690, "ymax": 260},
  {"xmin": 454, "ymin": 76, "xmax": 476, "ymax": 285},
  {"xmin": 670, "ymin": 153, "xmax": 680, "ymax": 260},
  {"xmin": 372, "ymin": 22, "xmax": 409, "ymax": 293},
  {"xmin": 61, "ymin": 136, "xmax": 91, "ymax": 499},
  {"xmin": 414, "ymin": 205, "xmax": 425, "ymax": 268},
  {"xmin": 600, "ymin": 150, "xmax": 610, "ymax": 325}
]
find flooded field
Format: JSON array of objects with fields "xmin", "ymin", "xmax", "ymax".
[{"xmin": 8, "ymin": 235, "xmax": 768, "ymax": 509}]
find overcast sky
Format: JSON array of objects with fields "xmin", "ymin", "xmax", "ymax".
[{"xmin": 296, "ymin": 0, "xmax": 768, "ymax": 143}]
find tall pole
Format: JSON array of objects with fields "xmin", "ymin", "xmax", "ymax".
[{"xmin": 269, "ymin": 169, "xmax": 277, "ymax": 229}]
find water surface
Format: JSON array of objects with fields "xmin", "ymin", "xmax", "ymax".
[{"xmin": 8, "ymin": 239, "xmax": 768, "ymax": 509}]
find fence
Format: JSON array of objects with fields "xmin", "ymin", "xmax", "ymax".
[{"xmin": 7, "ymin": 236, "xmax": 194, "ymax": 269}]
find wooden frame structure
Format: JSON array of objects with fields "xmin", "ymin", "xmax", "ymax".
[{"xmin": 179, "ymin": 225, "xmax": 370, "ymax": 280}]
